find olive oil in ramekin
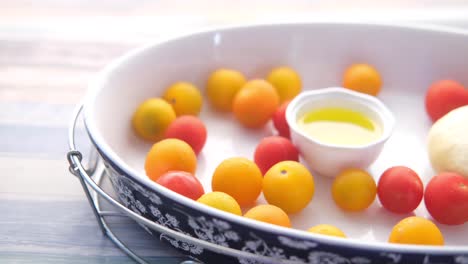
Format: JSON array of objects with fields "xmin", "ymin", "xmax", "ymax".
[{"xmin": 297, "ymin": 107, "xmax": 382, "ymax": 146}]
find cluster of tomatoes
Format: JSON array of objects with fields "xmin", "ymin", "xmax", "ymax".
[
  {"xmin": 423, "ymin": 80, "xmax": 468, "ymax": 227},
  {"xmin": 133, "ymin": 67, "xmax": 318, "ymax": 231},
  {"xmin": 131, "ymin": 63, "xmax": 468, "ymax": 246}
]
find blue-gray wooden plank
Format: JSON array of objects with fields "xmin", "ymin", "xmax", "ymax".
[
  {"xmin": 0, "ymin": 170, "xmax": 187, "ymax": 263},
  {"xmin": 0, "ymin": 27, "xmax": 187, "ymax": 262},
  {"xmin": 0, "ymin": 254, "xmax": 184, "ymax": 264}
]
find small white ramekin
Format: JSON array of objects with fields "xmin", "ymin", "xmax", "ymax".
[{"xmin": 286, "ymin": 87, "xmax": 395, "ymax": 177}]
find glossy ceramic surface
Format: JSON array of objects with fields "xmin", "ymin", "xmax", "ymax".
[
  {"xmin": 286, "ymin": 87, "xmax": 395, "ymax": 177},
  {"xmin": 83, "ymin": 22, "xmax": 468, "ymax": 263}
]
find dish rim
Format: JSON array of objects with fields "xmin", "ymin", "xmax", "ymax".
[{"xmin": 82, "ymin": 20, "xmax": 468, "ymax": 254}]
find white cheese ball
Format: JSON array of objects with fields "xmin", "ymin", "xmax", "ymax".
[{"xmin": 428, "ymin": 105, "xmax": 468, "ymax": 178}]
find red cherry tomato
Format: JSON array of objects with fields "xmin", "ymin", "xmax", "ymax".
[
  {"xmin": 425, "ymin": 80, "xmax": 468, "ymax": 122},
  {"xmin": 424, "ymin": 172, "xmax": 468, "ymax": 225},
  {"xmin": 254, "ymin": 136, "xmax": 299, "ymax": 175},
  {"xmin": 156, "ymin": 171, "xmax": 205, "ymax": 200},
  {"xmin": 272, "ymin": 100, "xmax": 291, "ymax": 138},
  {"xmin": 165, "ymin": 115, "xmax": 207, "ymax": 155},
  {"xmin": 377, "ymin": 166, "xmax": 423, "ymax": 214}
]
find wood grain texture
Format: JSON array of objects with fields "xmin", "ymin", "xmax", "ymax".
[
  {"xmin": 0, "ymin": 199, "xmax": 185, "ymax": 263},
  {"xmin": 0, "ymin": 2, "xmax": 190, "ymax": 263}
]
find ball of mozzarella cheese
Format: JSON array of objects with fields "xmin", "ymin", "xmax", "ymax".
[{"xmin": 428, "ymin": 105, "xmax": 468, "ymax": 178}]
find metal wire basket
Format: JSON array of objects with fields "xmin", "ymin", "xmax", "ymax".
[{"xmin": 66, "ymin": 104, "xmax": 289, "ymax": 264}]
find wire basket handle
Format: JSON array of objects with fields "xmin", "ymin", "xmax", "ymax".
[{"xmin": 66, "ymin": 104, "xmax": 293, "ymax": 264}]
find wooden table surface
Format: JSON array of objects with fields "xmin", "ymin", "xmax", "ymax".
[{"xmin": 1, "ymin": 1, "xmax": 468, "ymax": 263}]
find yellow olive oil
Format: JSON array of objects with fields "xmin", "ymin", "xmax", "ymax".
[{"xmin": 297, "ymin": 107, "xmax": 382, "ymax": 146}]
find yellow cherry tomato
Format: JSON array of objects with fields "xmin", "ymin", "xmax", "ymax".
[
  {"xmin": 144, "ymin": 138, "xmax": 197, "ymax": 181},
  {"xmin": 206, "ymin": 69, "xmax": 246, "ymax": 112},
  {"xmin": 332, "ymin": 168, "xmax": 376, "ymax": 211},
  {"xmin": 211, "ymin": 157, "xmax": 263, "ymax": 207},
  {"xmin": 163, "ymin": 82, "xmax": 203, "ymax": 116},
  {"xmin": 197, "ymin": 192, "xmax": 242, "ymax": 216},
  {"xmin": 132, "ymin": 98, "xmax": 176, "ymax": 141},
  {"xmin": 388, "ymin": 216, "xmax": 444, "ymax": 246},
  {"xmin": 232, "ymin": 79, "xmax": 280, "ymax": 129},
  {"xmin": 307, "ymin": 224, "xmax": 347, "ymax": 238},
  {"xmin": 343, "ymin": 63, "xmax": 382, "ymax": 96},
  {"xmin": 267, "ymin": 66, "xmax": 302, "ymax": 103},
  {"xmin": 244, "ymin": 204, "xmax": 291, "ymax": 228},
  {"xmin": 263, "ymin": 161, "xmax": 315, "ymax": 214}
]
